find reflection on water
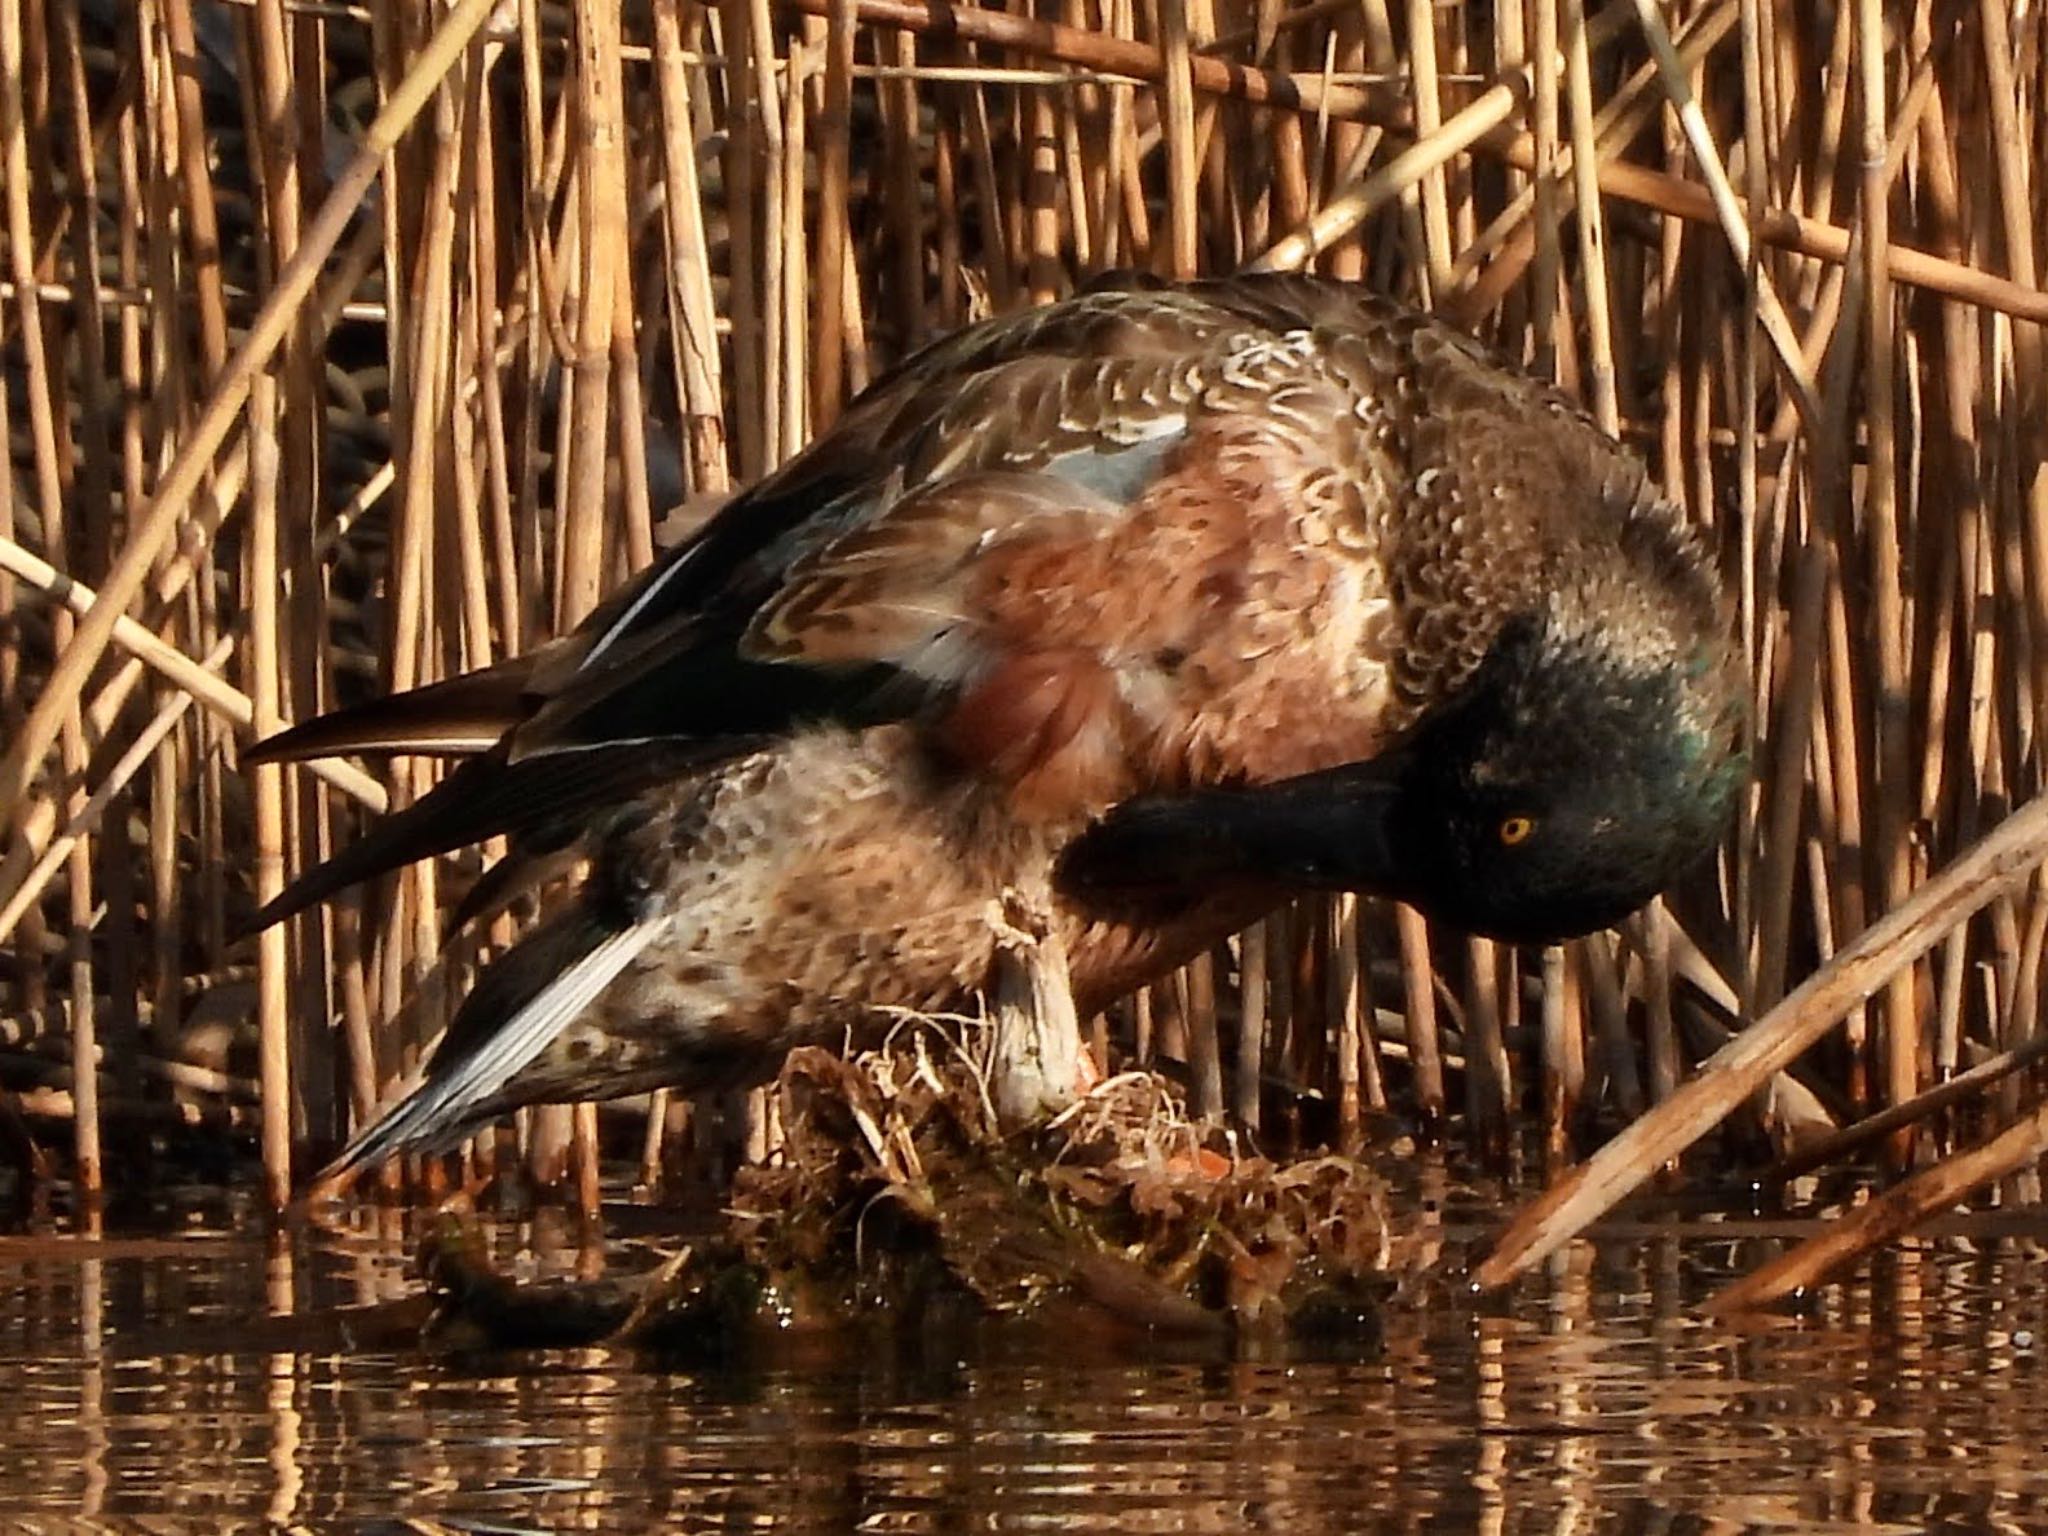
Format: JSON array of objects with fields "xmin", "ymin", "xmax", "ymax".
[{"xmin": 7, "ymin": 1185, "xmax": 2048, "ymax": 1532}]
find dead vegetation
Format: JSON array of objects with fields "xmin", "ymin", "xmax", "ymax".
[
  {"xmin": 409, "ymin": 1031, "xmax": 1408, "ymax": 1351},
  {"xmin": 3, "ymin": 0, "xmax": 2048, "ymax": 1309}
]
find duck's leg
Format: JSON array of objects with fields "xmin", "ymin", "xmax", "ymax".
[{"xmin": 986, "ymin": 883, "xmax": 1090, "ymax": 1129}]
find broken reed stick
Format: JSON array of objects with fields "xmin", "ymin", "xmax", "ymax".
[
  {"xmin": 13, "ymin": 1087, "xmax": 262, "ymax": 1136},
  {"xmin": 1477, "ymin": 789, "xmax": 2048, "ymax": 1290},
  {"xmin": 1774, "ymin": 1031, "xmax": 2048, "ymax": 1183},
  {"xmin": 1705, "ymin": 1094, "xmax": 2048, "ymax": 1316},
  {"xmin": 0, "ymin": 638, "xmax": 231, "ymax": 947},
  {"xmin": 0, "ymin": 534, "xmax": 387, "ymax": 811}
]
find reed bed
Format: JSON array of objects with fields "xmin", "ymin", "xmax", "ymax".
[{"xmin": 2, "ymin": 0, "xmax": 2047, "ymax": 1298}]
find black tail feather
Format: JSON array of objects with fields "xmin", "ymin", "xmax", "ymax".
[{"xmin": 237, "ymin": 741, "xmax": 743, "ymax": 940}]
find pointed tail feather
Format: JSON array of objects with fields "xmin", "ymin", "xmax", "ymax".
[
  {"xmin": 236, "ymin": 740, "xmax": 735, "ymax": 940},
  {"xmin": 244, "ymin": 660, "xmax": 534, "ymax": 766},
  {"xmin": 315, "ymin": 906, "xmax": 668, "ymax": 1181},
  {"xmin": 236, "ymin": 752, "xmax": 519, "ymax": 938}
]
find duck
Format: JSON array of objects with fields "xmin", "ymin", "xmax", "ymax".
[{"xmin": 242, "ymin": 272, "xmax": 1745, "ymax": 1180}]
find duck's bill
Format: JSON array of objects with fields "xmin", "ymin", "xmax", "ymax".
[{"xmin": 1055, "ymin": 757, "xmax": 1413, "ymax": 902}]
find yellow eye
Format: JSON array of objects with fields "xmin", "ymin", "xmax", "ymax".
[{"xmin": 1498, "ymin": 815, "xmax": 1535, "ymax": 847}]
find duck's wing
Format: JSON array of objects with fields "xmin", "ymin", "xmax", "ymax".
[
  {"xmin": 314, "ymin": 900, "xmax": 669, "ymax": 1176},
  {"xmin": 241, "ymin": 316, "xmax": 1234, "ymax": 923},
  {"xmin": 256, "ymin": 273, "xmax": 1369, "ymax": 774},
  {"xmin": 245, "ymin": 275, "xmax": 1430, "ymax": 934}
]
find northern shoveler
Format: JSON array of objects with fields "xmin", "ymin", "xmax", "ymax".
[{"xmin": 245, "ymin": 272, "xmax": 1744, "ymax": 1177}]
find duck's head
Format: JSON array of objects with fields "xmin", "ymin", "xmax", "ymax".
[
  {"xmin": 1063, "ymin": 560, "xmax": 1745, "ymax": 946},
  {"xmin": 1324, "ymin": 605, "xmax": 1745, "ymax": 943}
]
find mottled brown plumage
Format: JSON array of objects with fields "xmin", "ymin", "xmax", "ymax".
[{"xmin": 244, "ymin": 273, "xmax": 1743, "ymax": 1174}]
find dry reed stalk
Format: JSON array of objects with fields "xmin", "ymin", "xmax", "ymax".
[
  {"xmin": 1975, "ymin": 0, "xmax": 2048, "ymax": 767},
  {"xmin": 1558, "ymin": 0, "xmax": 1613, "ymax": 431},
  {"xmin": 1636, "ymin": 901, "xmax": 1677, "ymax": 1106},
  {"xmin": 933, "ymin": 84, "xmax": 966, "ymax": 321},
  {"xmin": 0, "ymin": 0, "xmax": 500, "ymax": 841},
  {"xmin": 56, "ymin": 4, "xmax": 141, "ymax": 1113},
  {"xmin": 1463, "ymin": 935, "xmax": 1509, "ymax": 1154},
  {"xmin": 1849, "ymin": 0, "xmax": 1916, "ymax": 1162},
  {"xmin": 651, "ymin": 1, "xmax": 730, "ymax": 497},
  {"xmin": 1328, "ymin": 893, "xmax": 1361, "ymax": 1140},
  {"xmin": 1915, "ymin": 63, "xmax": 1986, "ymax": 1084},
  {"xmin": 717, "ymin": 0, "xmax": 765, "ymax": 482},
  {"xmin": 376, "ymin": 65, "xmax": 464, "ymax": 1192},
  {"xmin": 1158, "ymin": 0, "xmax": 1199, "ymax": 278},
  {"xmin": 1538, "ymin": 945, "xmax": 1573, "ymax": 1166},
  {"xmin": 1581, "ymin": 930, "xmax": 1640, "ymax": 1120},
  {"xmin": 1315, "ymin": 11, "xmax": 1373, "ymax": 287},
  {"xmin": 160, "ymin": 0, "xmax": 231, "ymax": 379},
  {"xmin": 1527, "ymin": 0, "xmax": 1559, "ymax": 365},
  {"xmin": 878, "ymin": 24, "xmax": 921, "ymax": 346},
  {"xmin": 777, "ymin": 31, "xmax": 809, "ymax": 466},
  {"xmin": 447, "ymin": 98, "xmax": 497, "ymax": 677},
  {"xmin": 1392, "ymin": 903, "xmax": 1442, "ymax": 1124},
  {"xmin": 2, "ymin": 0, "xmax": 96, "ymax": 1190},
  {"xmin": 1401, "ymin": 0, "xmax": 1451, "ymax": 298},
  {"xmin": 811, "ymin": 0, "xmax": 856, "ymax": 426},
  {"xmin": 610, "ymin": 206, "xmax": 657, "ymax": 581},
  {"xmin": 505, "ymin": 0, "xmax": 632, "ymax": 1195},
  {"xmin": 1184, "ymin": 948, "xmax": 1223, "ymax": 1119},
  {"xmin": 1727, "ymin": 0, "xmax": 1764, "ymax": 1004},
  {"xmin": 248, "ymin": 372, "xmax": 292, "ymax": 1207},
  {"xmin": 1234, "ymin": 918, "xmax": 1265, "ymax": 1132},
  {"xmin": 0, "ymin": 639, "xmax": 231, "ymax": 948},
  {"xmin": 250, "ymin": 0, "xmax": 337, "ymax": 1148},
  {"xmin": 749, "ymin": 0, "xmax": 790, "ymax": 469},
  {"xmin": 1017, "ymin": 73, "xmax": 1060, "ymax": 302}
]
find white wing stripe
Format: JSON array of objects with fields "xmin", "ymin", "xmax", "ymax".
[{"xmin": 333, "ymin": 917, "xmax": 668, "ymax": 1166}]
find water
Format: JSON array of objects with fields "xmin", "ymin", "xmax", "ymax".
[{"xmin": 8, "ymin": 1187, "xmax": 2048, "ymax": 1533}]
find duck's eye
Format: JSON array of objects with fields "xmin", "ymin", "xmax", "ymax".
[{"xmin": 1498, "ymin": 815, "xmax": 1535, "ymax": 847}]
